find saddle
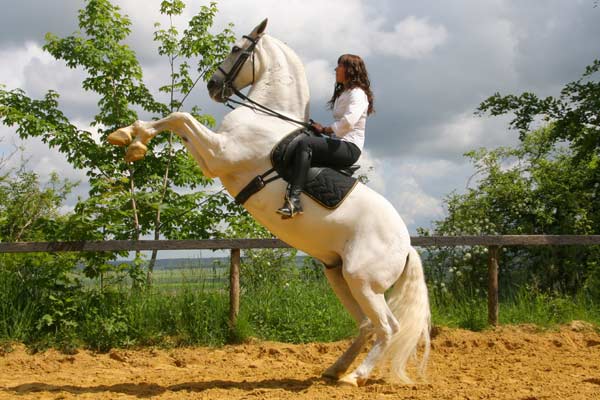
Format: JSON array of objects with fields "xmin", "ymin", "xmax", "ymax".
[{"xmin": 235, "ymin": 128, "xmax": 360, "ymax": 209}]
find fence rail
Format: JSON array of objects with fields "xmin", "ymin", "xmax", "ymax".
[{"xmin": 2, "ymin": 235, "xmax": 600, "ymax": 327}]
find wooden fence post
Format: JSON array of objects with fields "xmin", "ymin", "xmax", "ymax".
[
  {"xmin": 487, "ymin": 245, "xmax": 500, "ymax": 326},
  {"xmin": 229, "ymin": 248, "xmax": 241, "ymax": 330}
]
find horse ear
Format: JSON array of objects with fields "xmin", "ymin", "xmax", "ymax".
[{"xmin": 251, "ymin": 18, "xmax": 268, "ymax": 37}]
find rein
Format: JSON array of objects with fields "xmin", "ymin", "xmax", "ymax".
[{"xmin": 226, "ymin": 88, "xmax": 312, "ymax": 129}]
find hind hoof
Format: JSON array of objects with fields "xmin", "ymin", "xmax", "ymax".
[
  {"xmin": 322, "ymin": 367, "xmax": 343, "ymax": 380},
  {"xmin": 338, "ymin": 375, "xmax": 358, "ymax": 387},
  {"xmin": 125, "ymin": 141, "xmax": 148, "ymax": 162},
  {"xmin": 107, "ymin": 128, "xmax": 133, "ymax": 146},
  {"xmin": 338, "ymin": 374, "xmax": 367, "ymax": 387}
]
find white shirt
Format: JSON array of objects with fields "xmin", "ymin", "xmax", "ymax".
[{"xmin": 330, "ymin": 87, "xmax": 368, "ymax": 152}]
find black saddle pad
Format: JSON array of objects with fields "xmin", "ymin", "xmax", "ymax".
[{"xmin": 270, "ymin": 129, "xmax": 358, "ymax": 209}]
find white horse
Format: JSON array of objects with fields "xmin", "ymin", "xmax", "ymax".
[{"xmin": 108, "ymin": 19, "xmax": 430, "ymax": 387}]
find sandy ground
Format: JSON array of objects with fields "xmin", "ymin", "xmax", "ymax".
[{"xmin": 1, "ymin": 322, "xmax": 599, "ymax": 400}]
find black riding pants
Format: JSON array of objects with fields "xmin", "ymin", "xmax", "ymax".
[{"xmin": 290, "ymin": 135, "xmax": 361, "ymax": 190}]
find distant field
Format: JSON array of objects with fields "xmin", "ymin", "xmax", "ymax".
[
  {"xmin": 95, "ymin": 255, "xmax": 309, "ymax": 292},
  {"xmin": 78, "ymin": 258, "xmax": 231, "ymax": 291},
  {"xmin": 151, "ymin": 266, "xmax": 229, "ymax": 291}
]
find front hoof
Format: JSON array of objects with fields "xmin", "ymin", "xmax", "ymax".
[
  {"xmin": 125, "ymin": 141, "xmax": 148, "ymax": 162},
  {"xmin": 107, "ymin": 128, "xmax": 133, "ymax": 146}
]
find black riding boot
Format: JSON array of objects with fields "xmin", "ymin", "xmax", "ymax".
[
  {"xmin": 276, "ymin": 185, "xmax": 303, "ymax": 218},
  {"xmin": 276, "ymin": 142, "xmax": 311, "ymax": 218}
]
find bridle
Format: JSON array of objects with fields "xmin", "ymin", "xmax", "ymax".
[
  {"xmin": 217, "ymin": 34, "xmax": 311, "ymax": 129},
  {"xmin": 218, "ymin": 35, "xmax": 259, "ymax": 97}
]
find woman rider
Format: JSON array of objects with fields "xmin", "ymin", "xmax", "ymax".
[{"xmin": 276, "ymin": 53, "xmax": 375, "ymax": 218}]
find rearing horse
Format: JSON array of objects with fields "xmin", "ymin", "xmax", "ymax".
[{"xmin": 108, "ymin": 19, "xmax": 430, "ymax": 386}]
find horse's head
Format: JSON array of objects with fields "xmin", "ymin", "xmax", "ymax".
[{"xmin": 208, "ymin": 19, "xmax": 268, "ymax": 103}]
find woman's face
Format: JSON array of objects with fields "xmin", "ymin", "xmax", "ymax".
[{"xmin": 335, "ymin": 62, "xmax": 346, "ymax": 84}]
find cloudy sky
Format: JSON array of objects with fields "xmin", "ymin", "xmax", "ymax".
[{"xmin": 1, "ymin": 0, "xmax": 599, "ymax": 235}]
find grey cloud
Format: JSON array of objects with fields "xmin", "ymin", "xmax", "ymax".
[
  {"xmin": 0, "ymin": 0, "xmax": 81, "ymax": 46},
  {"xmin": 506, "ymin": 1, "xmax": 600, "ymax": 94},
  {"xmin": 355, "ymin": 0, "xmax": 599, "ymax": 160},
  {"xmin": 21, "ymin": 57, "xmax": 102, "ymax": 121}
]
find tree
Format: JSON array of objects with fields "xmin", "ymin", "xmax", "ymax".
[
  {"xmin": 0, "ymin": 0, "xmax": 244, "ymax": 284},
  {"xmin": 477, "ymin": 60, "xmax": 600, "ymax": 163},
  {"xmin": 423, "ymin": 127, "xmax": 598, "ymax": 294},
  {"xmin": 0, "ymin": 145, "xmax": 75, "ymax": 243},
  {"xmin": 423, "ymin": 57, "xmax": 600, "ymax": 297}
]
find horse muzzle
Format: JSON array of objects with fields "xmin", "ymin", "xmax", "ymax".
[{"xmin": 207, "ymin": 77, "xmax": 232, "ymax": 103}]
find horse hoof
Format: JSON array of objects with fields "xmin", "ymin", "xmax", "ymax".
[
  {"xmin": 322, "ymin": 367, "xmax": 343, "ymax": 380},
  {"xmin": 337, "ymin": 375, "xmax": 358, "ymax": 387},
  {"xmin": 107, "ymin": 128, "xmax": 133, "ymax": 146},
  {"xmin": 125, "ymin": 141, "xmax": 148, "ymax": 162}
]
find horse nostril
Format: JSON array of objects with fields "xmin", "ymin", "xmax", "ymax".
[{"xmin": 207, "ymin": 78, "xmax": 218, "ymax": 91}]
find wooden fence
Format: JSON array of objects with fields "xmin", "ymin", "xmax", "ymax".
[{"xmin": 2, "ymin": 235, "xmax": 600, "ymax": 327}]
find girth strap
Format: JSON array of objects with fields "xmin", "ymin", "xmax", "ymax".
[{"xmin": 234, "ymin": 168, "xmax": 280, "ymax": 205}]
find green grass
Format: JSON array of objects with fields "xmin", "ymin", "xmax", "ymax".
[
  {"xmin": 430, "ymin": 286, "xmax": 600, "ymax": 331},
  {"xmin": 241, "ymin": 278, "xmax": 356, "ymax": 343},
  {"xmin": 0, "ymin": 271, "xmax": 39, "ymax": 341},
  {"xmin": 499, "ymin": 289, "xmax": 600, "ymax": 327},
  {"xmin": 2, "ymin": 257, "xmax": 599, "ymax": 352}
]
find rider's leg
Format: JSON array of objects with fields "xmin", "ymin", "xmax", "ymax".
[
  {"xmin": 276, "ymin": 139, "xmax": 311, "ymax": 217},
  {"xmin": 277, "ymin": 136, "xmax": 361, "ymax": 218}
]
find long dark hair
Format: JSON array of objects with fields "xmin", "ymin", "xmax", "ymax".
[{"xmin": 327, "ymin": 54, "xmax": 375, "ymax": 115}]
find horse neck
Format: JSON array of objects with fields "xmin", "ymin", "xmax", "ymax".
[{"xmin": 248, "ymin": 35, "xmax": 310, "ymax": 122}]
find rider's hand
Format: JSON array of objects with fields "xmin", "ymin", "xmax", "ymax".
[{"xmin": 310, "ymin": 121, "xmax": 324, "ymax": 134}]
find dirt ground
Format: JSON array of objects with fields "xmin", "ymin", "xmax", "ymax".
[{"xmin": 1, "ymin": 322, "xmax": 599, "ymax": 400}]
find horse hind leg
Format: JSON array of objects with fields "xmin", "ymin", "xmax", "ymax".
[
  {"xmin": 339, "ymin": 247, "xmax": 431, "ymax": 386},
  {"xmin": 323, "ymin": 321, "xmax": 372, "ymax": 379},
  {"xmin": 338, "ymin": 272, "xmax": 400, "ymax": 387},
  {"xmin": 322, "ymin": 267, "xmax": 372, "ymax": 379}
]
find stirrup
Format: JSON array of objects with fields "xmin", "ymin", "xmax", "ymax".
[
  {"xmin": 276, "ymin": 204, "xmax": 303, "ymax": 219},
  {"xmin": 276, "ymin": 197, "xmax": 303, "ymax": 219}
]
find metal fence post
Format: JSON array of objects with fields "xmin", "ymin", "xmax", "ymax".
[
  {"xmin": 487, "ymin": 245, "xmax": 500, "ymax": 326},
  {"xmin": 229, "ymin": 248, "xmax": 241, "ymax": 330}
]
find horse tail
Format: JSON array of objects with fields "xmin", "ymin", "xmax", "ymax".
[{"xmin": 385, "ymin": 246, "xmax": 431, "ymax": 383}]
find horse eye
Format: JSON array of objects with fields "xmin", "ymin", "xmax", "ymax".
[{"xmin": 231, "ymin": 46, "xmax": 241, "ymax": 53}]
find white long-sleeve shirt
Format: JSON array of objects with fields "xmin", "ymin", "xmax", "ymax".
[{"xmin": 330, "ymin": 87, "xmax": 368, "ymax": 151}]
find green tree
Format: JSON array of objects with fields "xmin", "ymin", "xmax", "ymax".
[
  {"xmin": 0, "ymin": 146, "xmax": 75, "ymax": 243},
  {"xmin": 477, "ymin": 60, "xmax": 600, "ymax": 163},
  {"xmin": 0, "ymin": 147, "xmax": 83, "ymax": 347},
  {"xmin": 0, "ymin": 0, "xmax": 240, "ymax": 284},
  {"xmin": 423, "ymin": 127, "xmax": 598, "ymax": 295},
  {"xmin": 423, "ymin": 57, "xmax": 600, "ymax": 298}
]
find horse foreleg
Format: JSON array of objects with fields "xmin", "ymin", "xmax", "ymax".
[
  {"xmin": 107, "ymin": 120, "xmax": 155, "ymax": 162},
  {"xmin": 322, "ymin": 267, "xmax": 372, "ymax": 379},
  {"xmin": 108, "ymin": 113, "xmax": 226, "ymax": 177}
]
